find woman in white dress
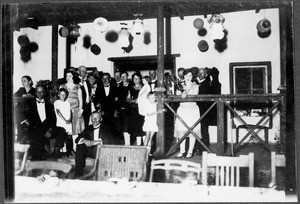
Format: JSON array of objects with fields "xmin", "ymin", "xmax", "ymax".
[
  {"xmin": 174, "ymin": 69, "xmax": 201, "ymax": 158},
  {"xmin": 54, "ymin": 88, "xmax": 72, "ymax": 134}
]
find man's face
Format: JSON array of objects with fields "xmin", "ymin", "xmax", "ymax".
[
  {"xmin": 114, "ymin": 72, "xmax": 121, "ymax": 82},
  {"xmin": 91, "ymin": 113, "xmax": 102, "ymax": 126},
  {"xmin": 102, "ymin": 75, "xmax": 110, "ymax": 85},
  {"xmin": 199, "ymin": 69, "xmax": 207, "ymax": 80},
  {"xmin": 121, "ymin": 73, "xmax": 128, "ymax": 82},
  {"xmin": 178, "ymin": 70, "xmax": 184, "ymax": 79},
  {"xmin": 36, "ymin": 87, "xmax": 45, "ymax": 100},
  {"xmin": 79, "ymin": 66, "xmax": 88, "ymax": 78},
  {"xmin": 149, "ymin": 70, "xmax": 156, "ymax": 81}
]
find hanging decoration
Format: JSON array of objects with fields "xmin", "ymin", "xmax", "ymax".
[
  {"xmin": 214, "ymin": 29, "xmax": 228, "ymax": 52},
  {"xmin": 208, "ymin": 14, "xmax": 225, "ymax": 40},
  {"xmin": 197, "ymin": 27, "xmax": 207, "ymax": 37},
  {"xmin": 69, "ymin": 23, "xmax": 81, "ymax": 38},
  {"xmin": 18, "ymin": 35, "xmax": 39, "ymax": 62},
  {"xmin": 90, "ymin": 44, "xmax": 101, "ymax": 55},
  {"xmin": 198, "ymin": 40, "xmax": 209, "ymax": 52},
  {"xmin": 93, "ymin": 17, "xmax": 109, "ymax": 33},
  {"xmin": 132, "ymin": 14, "xmax": 144, "ymax": 36},
  {"xmin": 59, "ymin": 26, "xmax": 69, "ymax": 37},
  {"xmin": 193, "ymin": 18, "xmax": 204, "ymax": 29},
  {"xmin": 257, "ymin": 18, "xmax": 271, "ymax": 38},
  {"xmin": 105, "ymin": 30, "xmax": 119, "ymax": 42},
  {"xmin": 143, "ymin": 31, "xmax": 151, "ymax": 45},
  {"xmin": 118, "ymin": 23, "xmax": 131, "ymax": 49},
  {"xmin": 83, "ymin": 35, "xmax": 92, "ymax": 49}
]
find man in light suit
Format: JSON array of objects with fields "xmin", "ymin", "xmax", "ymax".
[
  {"xmin": 73, "ymin": 111, "xmax": 116, "ymax": 178},
  {"xmin": 78, "ymin": 65, "xmax": 92, "ymax": 128},
  {"xmin": 22, "ymin": 84, "xmax": 56, "ymax": 160}
]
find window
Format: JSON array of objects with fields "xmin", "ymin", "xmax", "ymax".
[{"xmin": 230, "ymin": 61, "xmax": 272, "ymax": 116}]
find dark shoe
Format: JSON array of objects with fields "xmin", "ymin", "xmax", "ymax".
[
  {"xmin": 175, "ymin": 152, "xmax": 184, "ymax": 158},
  {"xmin": 185, "ymin": 153, "xmax": 193, "ymax": 158}
]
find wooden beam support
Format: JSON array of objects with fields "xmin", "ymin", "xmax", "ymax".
[
  {"xmin": 52, "ymin": 23, "xmax": 58, "ymax": 81},
  {"xmin": 216, "ymin": 100, "xmax": 225, "ymax": 155},
  {"xmin": 155, "ymin": 5, "xmax": 165, "ymax": 157}
]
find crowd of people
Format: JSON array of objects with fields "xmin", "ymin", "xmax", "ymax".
[{"xmin": 14, "ymin": 65, "xmax": 221, "ymax": 178}]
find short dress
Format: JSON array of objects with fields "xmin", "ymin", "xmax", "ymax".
[
  {"xmin": 60, "ymin": 83, "xmax": 85, "ymax": 135},
  {"xmin": 142, "ymin": 101, "xmax": 158, "ymax": 132},
  {"xmin": 174, "ymin": 82, "xmax": 201, "ymax": 139},
  {"xmin": 54, "ymin": 100, "xmax": 72, "ymax": 134}
]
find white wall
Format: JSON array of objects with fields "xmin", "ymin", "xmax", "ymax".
[{"xmin": 13, "ymin": 8, "xmax": 281, "ymax": 143}]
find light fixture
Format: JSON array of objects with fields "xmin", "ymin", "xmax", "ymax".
[
  {"xmin": 119, "ymin": 23, "xmax": 130, "ymax": 49},
  {"xmin": 208, "ymin": 14, "xmax": 225, "ymax": 40},
  {"xmin": 132, "ymin": 14, "xmax": 143, "ymax": 35},
  {"xmin": 69, "ymin": 23, "xmax": 81, "ymax": 38}
]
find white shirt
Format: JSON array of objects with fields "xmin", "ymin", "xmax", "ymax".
[
  {"xmin": 104, "ymin": 85, "xmax": 110, "ymax": 96},
  {"xmin": 80, "ymin": 77, "xmax": 90, "ymax": 103},
  {"xmin": 36, "ymin": 99, "xmax": 46, "ymax": 122},
  {"xmin": 93, "ymin": 125, "xmax": 100, "ymax": 141}
]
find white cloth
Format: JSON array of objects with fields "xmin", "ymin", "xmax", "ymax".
[
  {"xmin": 93, "ymin": 126, "xmax": 100, "ymax": 141},
  {"xmin": 142, "ymin": 101, "xmax": 158, "ymax": 132},
  {"xmin": 54, "ymin": 100, "xmax": 72, "ymax": 134},
  {"xmin": 137, "ymin": 84, "xmax": 151, "ymax": 116},
  {"xmin": 36, "ymin": 100, "xmax": 46, "ymax": 122}
]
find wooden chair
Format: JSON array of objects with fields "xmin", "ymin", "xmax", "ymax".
[
  {"xmin": 149, "ymin": 159, "xmax": 201, "ymax": 183},
  {"xmin": 202, "ymin": 151, "xmax": 254, "ymax": 187},
  {"xmin": 25, "ymin": 161, "xmax": 72, "ymax": 177},
  {"xmin": 79, "ymin": 145, "xmax": 151, "ymax": 181},
  {"xmin": 14, "ymin": 143, "xmax": 30, "ymax": 175},
  {"xmin": 271, "ymin": 151, "xmax": 285, "ymax": 186}
]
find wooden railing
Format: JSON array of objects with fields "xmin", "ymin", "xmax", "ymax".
[{"xmin": 161, "ymin": 93, "xmax": 284, "ymax": 156}]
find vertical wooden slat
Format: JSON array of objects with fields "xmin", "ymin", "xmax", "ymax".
[
  {"xmin": 156, "ymin": 4, "xmax": 165, "ymax": 156},
  {"xmin": 52, "ymin": 23, "xmax": 58, "ymax": 81},
  {"xmin": 220, "ymin": 166, "xmax": 224, "ymax": 186},
  {"xmin": 271, "ymin": 151, "xmax": 276, "ymax": 185},
  {"xmin": 225, "ymin": 166, "xmax": 229, "ymax": 186},
  {"xmin": 231, "ymin": 166, "xmax": 234, "ymax": 186},
  {"xmin": 216, "ymin": 166, "xmax": 219, "ymax": 186},
  {"xmin": 237, "ymin": 167, "xmax": 240, "ymax": 187},
  {"xmin": 202, "ymin": 151, "xmax": 208, "ymax": 185},
  {"xmin": 217, "ymin": 100, "xmax": 225, "ymax": 155},
  {"xmin": 249, "ymin": 152, "xmax": 254, "ymax": 187}
]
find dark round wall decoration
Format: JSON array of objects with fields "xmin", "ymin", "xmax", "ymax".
[
  {"xmin": 83, "ymin": 35, "xmax": 92, "ymax": 49},
  {"xmin": 105, "ymin": 30, "xmax": 119, "ymax": 43},
  {"xmin": 198, "ymin": 40, "xmax": 209, "ymax": 52},
  {"xmin": 28, "ymin": 42, "xmax": 39, "ymax": 52},
  {"xmin": 197, "ymin": 28, "xmax": 207, "ymax": 37},
  {"xmin": 214, "ymin": 29, "xmax": 228, "ymax": 52},
  {"xmin": 144, "ymin": 31, "xmax": 151, "ymax": 45},
  {"xmin": 90, "ymin": 44, "xmax": 101, "ymax": 55},
  {"xmin": 17, "ymin": 35, "xmax": 30, "ymax": 46}
]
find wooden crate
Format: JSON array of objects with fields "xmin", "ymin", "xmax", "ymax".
[{"xmin": 95, "ymin": 145, "xmax": 150, "ymax": 181}]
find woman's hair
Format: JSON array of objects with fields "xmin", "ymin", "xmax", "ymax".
[
  {"xmin": 22, "ymin": 75, "xmax": 33, "ymax": 87},
  {"xmin": 131, "ymin": 72, "xmax": 142, "ymax": 83},
  {"xmin": 147, "ymin": 91, "xmax": 155, "ymax": 98},
  {"xmin": 65, "ymin": 69, "xmax": 80, "ymax": 84},
  {"xmin": 57, "ymin": 88, "xmax": 69, "ymax": 99},
  {"xmin": 120, "ymin": 71, "xmax": 128, "ymax": 77}
]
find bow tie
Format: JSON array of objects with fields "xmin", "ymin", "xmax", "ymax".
[
  {"xmin": 36, "ymin": 99, "xmax": 45, "ymax": 103},
  {"xmin": 93, "ymin": 125, "xmax": 100, "ymax": 130},
  {"xmin": 104, "ymin": 84, "xmax": 110, "ymax": 87}
]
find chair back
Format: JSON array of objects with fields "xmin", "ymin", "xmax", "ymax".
[
  {"xmin": 271, "ymin": 151, "xmax": 285, "ymax": 186},
  {"xmin": 202, "ymin": 151, "xmax": 254, "ymax": 187},
  {"xmin": 94, "ymin": 145, "xmax": 150, "ymax": 181},
  {"xmin": 14, "ymin": 143, "xmax": 30, "ymax": 175},
  {"xmin": 25, "ymin": 161, "xmax": 72, "ymax": 176},
  {"xmin": 149, "ymin": 159, "xmax": 201, "ymax": 183}
]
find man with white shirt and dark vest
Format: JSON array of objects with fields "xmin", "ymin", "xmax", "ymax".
[
  {"xmin": 78, "ymin": 65, "xmax": 92, "ymax": 128},
  {"xmin": 23, "ymin": 84, "xmax": 56, "ymax": 160},
  {"xmin": 73, "ymin": 111, "xmax": 115, "ymax": 179},
  {"xmin": 148, "ymin": 69, "xmax": 157, "ymax": 92}
]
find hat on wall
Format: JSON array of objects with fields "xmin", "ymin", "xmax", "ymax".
[
  {"xmin": 198, "ymin": 40, "xmax": 209, "ymax": 52},
  {"xmin": 90, "ymin": 44, "xmax": 101, "ymax": 55},
  {"xmin": 93, "ymin": 17, "xmax": 109, "ymax": 33},
  {"xmin": 17, "ymin": 35, "xmax": 30, "ymax": 46}
]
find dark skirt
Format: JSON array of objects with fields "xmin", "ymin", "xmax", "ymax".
[{"xmin": 127, "ymin": 103, "xmax": 145, "ymax": 137}]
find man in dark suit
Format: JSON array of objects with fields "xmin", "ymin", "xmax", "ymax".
[
  {"xmin": 148, "ymin": 69, "xmax": 158, "ymax": 92},
  {"xmin": 73, "ymin": 111, "xmax": 115, "ymax": 178},
  {"xmin": 78, "ymin": 65, "xmax": 92, "ymax": 128},
  {"xmin": 22, "ymin": 84, "xmax": 56, "ymax": 160},
  {"xmin": 195, "ymin": 68, "xmax": 211, "ymax": 153},
  {"xmin": 94, "ymin": 73, "xmax": 123, "ymax": 144}
]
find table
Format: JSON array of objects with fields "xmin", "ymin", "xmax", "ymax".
[{"xmin": 13, "ymin": 176, "xmax": 286, "ymax": 202}]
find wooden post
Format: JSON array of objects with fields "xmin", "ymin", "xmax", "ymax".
[
  {"xmin": 52, "ymin": 23, "xmax": 58, "ymax": 81},
  {"xmin": 217, "ymin": 100, "xmax": 225, "ymax": 155},
  {"xmin": 156, "ymin": 5, "xmax": 165, "ymax": 156}
]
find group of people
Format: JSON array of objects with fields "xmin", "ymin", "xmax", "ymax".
[{"xmin": 14, "ymin": 65, "xmax": 221, "ymax": 178}]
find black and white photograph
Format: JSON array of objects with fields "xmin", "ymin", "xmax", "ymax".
[{"xmin": 1, "ymin": 0, "xmax": 299, "ymax": 202}]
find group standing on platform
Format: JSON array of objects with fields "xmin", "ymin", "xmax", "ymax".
[{"xmin": 14, "ymin": 66, "xmax": 221, "ymax": 164}]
